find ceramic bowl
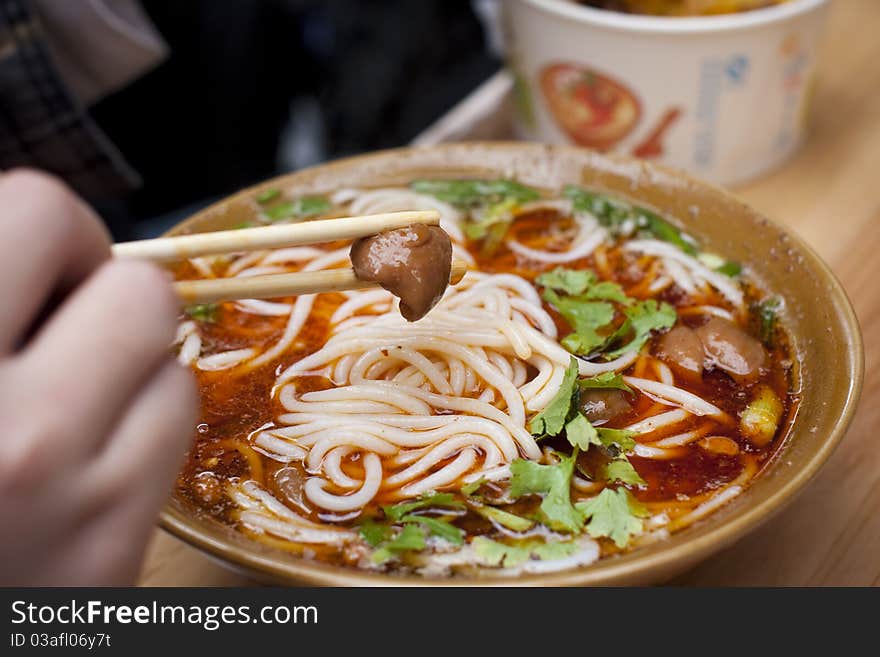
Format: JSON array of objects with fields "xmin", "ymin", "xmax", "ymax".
[{"xmin": 159, "ymin": 142, "xmax": 863, "ymax": 586}]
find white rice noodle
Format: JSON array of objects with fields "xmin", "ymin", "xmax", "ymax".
[
  {"xmin": 344, "ymin": 187, "xmax": 466, "ymax": 243},
  {"xmin": 675, "ymin": 485, "xmax": 743, "ymax": 526},
  {"xmin": 263, "ymin": 269, "xmax": 650, "ymax": 515},
  {"xmin": 230, "ymin": 480, "xmax": 354, "ymax": 544},
  {"xmin": 197, "ymin": 348, "xmax": 257, "ymax": 371},
  {"xmin": 174, "ymin": 321, "xmax": 201, "ymax": 366},
  {"xmin": 246, "ymin": 248, "xmax": 351, "ymax": 369},
  {"xmin": 652, "ymin": 424, "xmax": 713, "ymax": 448},
  {"xmin": 234, "ymin": 299, "xmax": 293, "ymax": 316},
  {"xmin": 262, "ymin": 246, "xmax": 326, "ymax": 265},
  {"xmin": 624, "ymin": 409, "xmax": 690, "ymax": 435},
  {"xmin": 624, "ymin": 239, "xmax": 744, "ymax": 308},
  {"xmin": 507, "ymin": 213, "xmax": 608, "ymax": 264},
  {"xmin": 234, "ymin": 265, "xmax": 287, "ymax": 277},
  {"xmin": 632, "ymin": 443, "xmax": 688, "ymax": 460},
  {"xmin": 177, "ymin": 332, "xmax": 202, "ymax": 366},
  {"xmin": 623, "ymin": 376, "xmax": 725, "ymax": 417},
  {"xmin": 189, "ymin": 256, "xmax": 216, "ymax": 278},
  {"xmin": 682, "ymin": 305, "xmax": 735, "ymax": 321}
]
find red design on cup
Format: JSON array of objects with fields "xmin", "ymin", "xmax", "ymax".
[
  {"xmin": 540, "ymin": 62, "xmax": 641, "ymax": 150},
  {"xmin": 632, "ymin": 107, "xmax": 683, "ymax": 159}
]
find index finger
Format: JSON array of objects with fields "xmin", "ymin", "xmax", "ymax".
[{"xmin": 0, "ymin": 169, "xmax": 111, "ymax": 353}]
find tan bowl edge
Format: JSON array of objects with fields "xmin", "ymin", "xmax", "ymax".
[{"xmin": 157, "ymin": 142, "xmax": 864, "ymax": 587}]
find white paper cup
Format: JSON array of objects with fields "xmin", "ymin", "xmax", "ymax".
[{"xmin": 503, "ymin": 0, "xmax": 829, "ymax": 185}]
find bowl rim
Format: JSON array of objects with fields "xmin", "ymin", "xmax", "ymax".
[
  {"xmin": 159, "ymin": 142, "xmax": 864, "ymax": 586},
  {"xmin": 515, "ymin": 0, "xmax": 827, "ymax": 35}
]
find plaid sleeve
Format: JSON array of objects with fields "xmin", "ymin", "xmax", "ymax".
[{"xmin": 0, "ymin": 0, "xmax": 140, "ymax": 200}]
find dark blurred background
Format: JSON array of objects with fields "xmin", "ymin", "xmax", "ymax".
[{"xmin": 88, "ymin": 0, "xmax": 499, "ymax": 236}]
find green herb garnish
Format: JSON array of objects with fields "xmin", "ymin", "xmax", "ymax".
[
  {"xmin": 411, "ymin": 179, "xmax": 540, "ymax": 208},
  {"xmin": 370, "ymin": 524, "xmax": 426, "ymax": 564},
  {"xmin": 528, "ymin": 357, "xmax": 580, "ymax": 436},
  {"xmin": 596, "ymin": 428, "xmax": 637, "ymax": 454},
  {"xmin": 716, "ymin": 260, "xmax": 743, "ymax": 277},
  {"xmin": 263, "ymin": 196, "xmax": 330, "ymax": 222},
  {"xmin": 472, "ymin": 537, "xmax": 580, "ymax": 568},
  {"xmin": 602, "ymin": 299, "xmax": 676, "ymax": 360},
  {"xmin": 382, "ymin": 492, "xmax": 465, "ymax": 522},
  {"xmin": 401, "ymin": 514, "xmax": 464, "ymax": 545},
  {"xmin": 509, "ymin": 450, "xmax": 583, "ymax": 533},
  {"xmin": 471, "ymin": 505, "xmax": 535, "ymax": 532},
  {"xmin": 461, "ymin": 478, "xmax": 487, "ymax": 497},
  {"xmin": 537, "ymin": 267, "xmax": 631, "ymax": 305},
  {"xmin": 564, "ymin": 185, "xmax": 700, "ymax": 255},
  {"xmin": 358, "ymin": 520, "xmax": 393, "ymax": 547},
  {"xmin": 603, "ymin": 458, "xmax": 647, "ymax": 487},
  {"xmin": 184, "ymin": 303, "xmax": 219, "ymax": 323},
  {"xmin": 255, "ymin": 187, "xmax": 281, "ymax": 205},
  {"xmin": 636, "ymin": 209, "xmax": 698, "ymax": 255},
  {"xmin": 578, "ymin": 371, "xmax": 632, "ymax": 392},
  {"xmin": 412, "ymin": 179, "xmax": 541, "ymax": 256},
  {"xmin": 576, "ymin": 487, "xmax": 648, "ymax": 548},
  {"xmin": 563, "ymin": 414, "xmax": 600, "ymax": 451},
  {"xmin": 757, "ymin": 297, "xmax": 781, "ymax": 346}
]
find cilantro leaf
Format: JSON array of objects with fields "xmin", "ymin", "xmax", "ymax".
[
  {"xmin": 596, "ymin": 428, "xmax": 637, "ymax": 454},
  {"xmin": 370, "ymin": 524, "xmax": 426, "ymax": 564},
  {"xmin": 401, "ymin": 514, "xmax": 464, "ymax": 545},
  {"xmin": 411, "ymin": 179, "xmax": 540, "ymax": 208},
  {"xmin": 536, "ymin": 267, "xmax": 596, "ymax": 295},
  {"xmin": 528, "ymin": 357, "xmax": 579, "ymax": 436},
  {"xmin": 184, "ymin": 303, "xmax": 219, "ymax": 323},
  {"xmin": 472, "ymin": 537, "xmax": 529, "ymax": 567},
  {"xmin": 576, "ymin": 488, "xmax": 648, "ymax": 548},
  {"xmin": 472, "ymin": 537, "xmax": 581, "ymax": 568},
  {"xmin": 578, "ymin": 372, "xmax": 632, "ymax": 392},
  {"xmin": 263, "ymin": 196, "xmax": 330, "ymax": 222},
  {"xmin": 382, "ymin": 492, "xmax": 465, "ymax": 522},
  {"xmin": 564, "ymin": 413, "xmax": 600, "ymax": 450},
  {"xmin": 509, "ymin": 451, "xmax": 583, "ymax": 533},
  {"xmin": 471, "ymin": 504, "xmax": 535, "ymax": 532},
  {"xmin": 604, "ymin": 458, "xmax": 647, "ymax": 486},
  {"xmin": 544, "ymin": 289, "xmax": 615, "ymax": 356},
  {"xmin": 359, "ymin": 520, "xmax": 393, "ymax": 548},
  {"xmin": 537, "ymin": 267, "xmax": 631, "ymax": 305},
  {"xmin": 585, "ymin": 280, "xmax": 633, "ymax": 305},
  {"xmin": 603, "ymin": 299, "xmax": 676, "ymax": 359}
]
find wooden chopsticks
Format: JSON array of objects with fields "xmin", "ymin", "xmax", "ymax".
[
  {"xmin": 112, "ymin": 210, "xmax": 442, "ymax": 261},
  {"xmin": 113, "ymin": 210, "xmax": 468, "ymax": 305},
  {"xmin": 175, "ymin": 260, "xmax": 468, "ymax": 304}
]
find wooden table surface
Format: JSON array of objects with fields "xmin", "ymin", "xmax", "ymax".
[{"xmin": 138, "ymin": 0, "xmax": 879, "ymax": 587}]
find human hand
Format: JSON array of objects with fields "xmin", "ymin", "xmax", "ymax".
[{"xmin": 0, "ymin": 170, "xmax": 197, "ymax": 585}]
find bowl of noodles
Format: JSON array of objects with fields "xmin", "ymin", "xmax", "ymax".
[{"xmin": 160, "ymin": 142, "xmax": 862, "ymax": 585}]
